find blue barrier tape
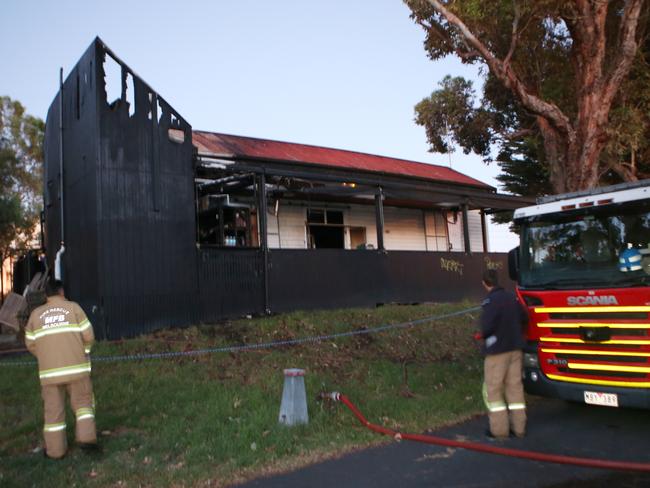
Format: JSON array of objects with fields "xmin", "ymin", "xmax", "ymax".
[{"xmin": 0, "ymin": 306, "xmax": 480, "ymax": 366}]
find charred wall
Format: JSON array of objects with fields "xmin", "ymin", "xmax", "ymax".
[
  {"xmin": 268, "ymin": 250, "xmax": 510, "ymax": 312},
  {"xmin": 44, "ymin": 41, "xmax": 102, "ymax": 333},
  {"xmin": 44, "ymin": 38, "xmax": 198, "ymax": 339},
  {"xmin": 96, "ymin": 43, "xmax": 197, "ymax": 339}
]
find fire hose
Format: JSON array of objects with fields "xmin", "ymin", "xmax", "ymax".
[{"xmin": 322, "ymin": 392, "xmax": 650, "ymax": 473}]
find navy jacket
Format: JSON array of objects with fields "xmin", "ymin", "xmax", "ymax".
[{"xmin": 480, "ymin": 287, "xmax": 528, "ymax": 356}]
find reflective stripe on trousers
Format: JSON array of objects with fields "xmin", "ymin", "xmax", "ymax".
[
  {"xmin": 76, "ymin": 407, "xmax": 95, "ymax": 421},
  {"xmin": 44, "ymin": 422, "xmax": 66, "ymax": 432},
  {"xmin": 482, "ymin": 382, "xmax": 507, "ymax": 412}
]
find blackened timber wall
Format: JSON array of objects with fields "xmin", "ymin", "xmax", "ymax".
[
  {"xmin": 44, "ymin": 38, "xmax": 198, "ymax": 339},
  {"xmin": 44, "ymin": 41, "xmax": 102, "ymax": 334},
  {"xmin": 96, "ymin": 45, "xmax": 197, "ymax": 339},
  {"xmin": 198, "ymin": 249, "xmax": 264, "ymax": 322},
  {"xmin": 267, "ymin": 250, "xmax": 510, "ymax": 312}
]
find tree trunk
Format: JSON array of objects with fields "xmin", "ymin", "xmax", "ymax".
[{"xmin": 538, "ymin": 118, "xmax": 568, "ymax": 193}]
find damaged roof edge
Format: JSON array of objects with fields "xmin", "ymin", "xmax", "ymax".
[
  {"xmin": 91, "ymin": 36, "xmax": 191, "ymax": 128},
  {"xmin": 196, "ymin": 152, "xmax": 534, "ymax": 211},
  {"xmin": 192, "ymin": 130, "xmax": 497, "ymax": 192}
]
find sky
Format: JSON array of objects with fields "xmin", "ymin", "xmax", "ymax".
[{"xmin": 1, "ymin": 0, "xmax": 519, "ymax": 250}]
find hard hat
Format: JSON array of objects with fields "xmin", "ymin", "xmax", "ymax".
[{"xmin": 618, "ymin": 248, "xmax": 642, "ymax": 272}]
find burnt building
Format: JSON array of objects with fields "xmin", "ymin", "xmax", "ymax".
[{"xmin": 42, "ymin": 38, "xmax": 529, "ymax": 339}]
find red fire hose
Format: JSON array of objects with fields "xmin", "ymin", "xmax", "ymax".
[{"xmin": 324, "ymin": 392, "xmax": 650, "ymax": 472}]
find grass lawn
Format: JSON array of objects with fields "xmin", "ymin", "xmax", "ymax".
[{"xmin": 0, "ymin": 301, "xmax": 486, "ymax": 487}]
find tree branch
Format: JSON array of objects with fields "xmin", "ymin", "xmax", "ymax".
[
  {"xmin": 503, "ymin": 0, "xmax": 521, "ymax": 69},
  {"xmin": 425, "ymin": 0, "xmax": 575, "ymax": 142},
  {"xmin": 501, "ymin": 128, "xmax": 535, "ymax": 140},
  {"xmin": 607, "ymin": 160, "xmax": 639, "ymax": 182},
  {"xmin": 602, "ymin": 0, "xmax": 644, "ymax": 109},
  {"xmin": 559, "ymin": 2, "xmax": 607, "ymax": 101},
  {"xmin": 415, "ymin": 17, "xmax": 481, "ymax": 60}
]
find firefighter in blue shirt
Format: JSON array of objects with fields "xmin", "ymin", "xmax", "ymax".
[{"xmin": 479, "ymin": 269, "xmax": 528, "ymax": 439}]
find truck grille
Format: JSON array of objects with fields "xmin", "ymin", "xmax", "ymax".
[
  {"xmin": 553, "ymin": 353, "xmax": 642, "ymax": 363},
  {"xmin": 557, "ymin": 367, "xmax": 646, "ymax": 379},
  {"xmin": 549, "ymin": 312, "xmax": 647, "ymax": 320},
  {"xmin": 549, "ymin": 327, "xmax": 647, "ymax": 336},
  {"xmin": 535, "ymin": 306, "xmax": 650, "ymax": 388}
]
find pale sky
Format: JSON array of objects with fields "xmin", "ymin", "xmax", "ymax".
[{"xmin": 1, "ymin": 0, "xmax": 519, "ymax": 250}]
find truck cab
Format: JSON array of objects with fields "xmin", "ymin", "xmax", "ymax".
[{"xmin": 509, "ymin": 180, "xmax": 650, "ymax": 408}]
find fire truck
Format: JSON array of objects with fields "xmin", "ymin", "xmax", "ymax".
[{"xmin": 509, "ymin": 179, "xmax": 650, "ymax": 408}]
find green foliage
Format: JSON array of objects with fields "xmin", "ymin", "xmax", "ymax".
[
  {"xmin": 406, "ymin": 0, "xmax": 649, "ymax": 194},
  {"xmin": 415, "ymin": 73, "xmax": 553, "ymax": 198},
  {"xmin": 0, "ymin": 303, "xmax": 485, "ymax": 487},
  {"xmin": 415, "ymin": 75, "xmax": 494, "ymax": 158},
  {"xmin": 601, "ymin": 46, "xmax": 650, "ymax": 183},
  {"xmin": 496, "ymin": 138, "xmax": 552, "ymax": 198},
  {"xmin": 0, "ymin": 96, "xmax": 44, "ymax": 260}
]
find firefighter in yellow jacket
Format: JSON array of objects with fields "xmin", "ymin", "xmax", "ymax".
[{"xmin": 25, "ymin": 280, "xmax": 98, "ymax": 459}]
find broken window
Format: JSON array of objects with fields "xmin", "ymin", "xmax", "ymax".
[
  {"xmin": 425, "ymin": 211, "xmax": 450, "ymax": 251},
  {"xmin": 307, "ymin": 209, "xmax": 345, "ymax": 249},
  {"xmin": 195, "ymin": 171, "xmax": 259, "ymax": 248},
  {"xmin": 103, "ymin": 54, "xmax": 122, "ymax": 108}
]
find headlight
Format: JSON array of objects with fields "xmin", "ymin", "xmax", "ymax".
[
  {"xmin": 523, "ymin": 352, "xmax": 539, "ymax": 368},
  {"xmin": 521, "ymin": 295, "xmax": 544, "ymax": 306}
]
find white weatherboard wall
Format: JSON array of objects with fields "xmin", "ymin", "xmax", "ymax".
[
  {"xmin": 383, "ymin": 207, "xmax": 427, "ymax": 251},
  {"xmin": 267, "ymin": 201, "xmax": 486, "ymax": 252},
  {"xmin": 268, "ymin": 204, "xmax": 307, "ymax": 249},
  {"xmin": 468, "ymin": 210, "xmax": 486, "ymax": 252},
  {"xmin": 445, "ymin": 210, "xmax": 485, "ymax": 253}
]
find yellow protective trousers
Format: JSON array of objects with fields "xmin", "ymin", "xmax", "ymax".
[
  {"xmin": 483, "ymin": 350, "xmax": 526, "ymax": 438},
  {"xmin": 41, "ymin": 376, "xmax": 96, "ymax": 459}
]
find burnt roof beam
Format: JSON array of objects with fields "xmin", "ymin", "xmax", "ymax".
[
  {"xmin": 198, "ymin": 173, "xmax": 255, "ymax": 196},
  {"xmin": 220, "ymin": 160, "xmax": 529, "ymax": 211}
]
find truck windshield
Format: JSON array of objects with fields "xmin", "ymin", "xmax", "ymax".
[{"xmin": 519, "ymin": 201, "xmax": 650, "ymax": 289}]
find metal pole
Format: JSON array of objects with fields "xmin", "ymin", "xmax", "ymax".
[
  {"xmin": 480, "ymin": 209, "xmax": 488, "ymax": 253},
  {"xmin": 375, "ymin": 187, "xmax": 385, "ymax": 251},
  {"xmin": 54, "ymin": 67, "xmax": 68, "ymax": 283},
  {"xmin": 461, "ymin": 203, "xmax": 471, "ymax": 255},
  {"xmin": 258, "ymin": 173, "xmax": 270, "ymax": 314},
  {"xmin": 58, "ymin": 68, "xmax": 65, "ymax": 247}
]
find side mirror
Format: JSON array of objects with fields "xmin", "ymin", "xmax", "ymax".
[{"xmin": 508, "ymin": 247, "xmax": 519, "ymax": 282}]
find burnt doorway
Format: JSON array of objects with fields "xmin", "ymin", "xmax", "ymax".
[
  {"xmin": 350, "ymin": 227, "xmax": 367, "ymax": 249},
  {"xmin": 307, "ymin": 208, "xmax": 345, "ymax": 249},
  {"xmin": 309, "ymin": 225, "xmax": 344, "ymax": 248}
]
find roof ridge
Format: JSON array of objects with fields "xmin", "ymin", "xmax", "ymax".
[
  {"xmin": 192, "ymin": 130, "xmax": 493, "ymax": 190},
  {"xmin": 193, "ymin": 130, "xmax": 467, "ymax": 175}
]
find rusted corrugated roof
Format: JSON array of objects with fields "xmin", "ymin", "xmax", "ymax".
[{"xmin": 193, "ymin": 131, "xmax": 493, "ymax": 190}]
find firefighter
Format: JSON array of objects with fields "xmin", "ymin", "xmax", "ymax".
[
  {"xmin": 24, "ymin": 279, "xmax": 98, "ymax": 459},
  {"xmin": 479, "ymin": 269, "xmax": 528, "ymax": 439}
]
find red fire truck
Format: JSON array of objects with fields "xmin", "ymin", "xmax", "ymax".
[{"xmin": 509, "ymin": 180, "xmax": 650, "ymax": 408}]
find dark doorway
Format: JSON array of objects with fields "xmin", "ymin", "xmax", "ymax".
[
  {"xmin": 309, "ymin": 225, "xmax": 344, "ymax": 248},
  {"xmin": 350, "ymin": 227, "xmax": 367, "ymax": 249},
  {"xmin": 307, "ymin": 208, "xmax": 345, "ymax": 248}
]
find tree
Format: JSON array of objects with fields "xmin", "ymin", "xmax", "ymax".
[
  {"xmin": 0, "ymin": 96, "xmax": 44, "ymax": 301},
  {"xmin": 600, "ymin": 30, "xmax": 650, "ymax": 183},
  {"xmin": 406, "ymin": 0, "xmax": 648, "ymax": 193}
]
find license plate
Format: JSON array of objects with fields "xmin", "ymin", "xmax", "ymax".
[{"xmin": 584, "ymin": 391, "xmax": 618, "ymax": 407}]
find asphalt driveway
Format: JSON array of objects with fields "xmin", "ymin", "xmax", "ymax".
[{"xmin": 240, "ymin": 397, "xmax": 650, "ymax": 488}]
